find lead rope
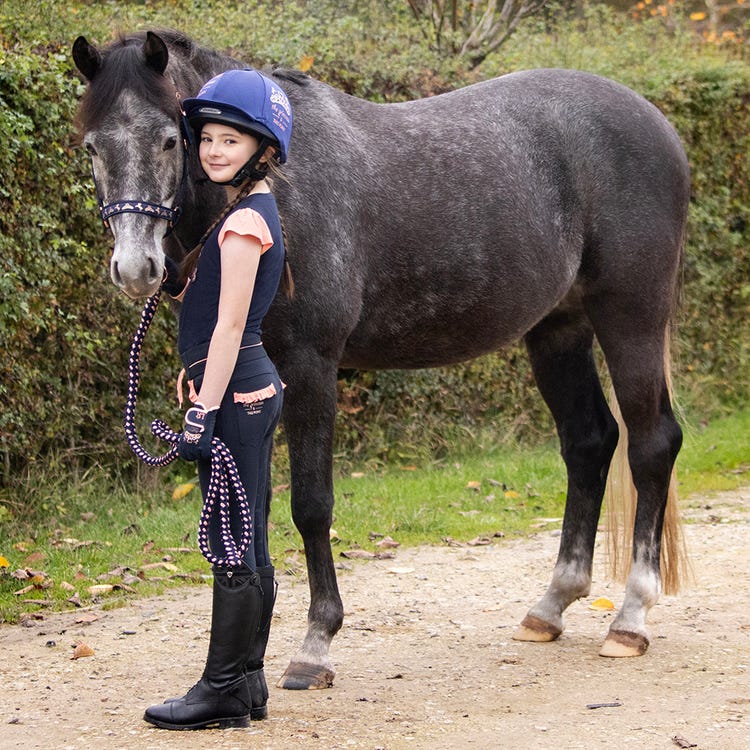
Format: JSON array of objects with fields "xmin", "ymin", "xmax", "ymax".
[{"xmin": 124, "ymin": 291, "xmax": 253, "ymax": 568}]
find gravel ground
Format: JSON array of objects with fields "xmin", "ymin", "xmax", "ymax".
[{"xmin": 1, "ymin": 487, "xmax": 748, "ymax": 750}]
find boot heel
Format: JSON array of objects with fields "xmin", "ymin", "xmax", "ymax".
[
  {"xmin": 218, "ymin": 715, "xmax": 250, "ymax": 729},
  {"xmin": 250, "ymin": 705, "xmax": 268, "ymax": 721}
]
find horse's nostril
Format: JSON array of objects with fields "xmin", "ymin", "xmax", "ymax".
[
  {"xmin": 148, "ymin": 256, "xmax": 160, "ymax": 282},
  {"xmin": 111, "ymin": 260, "xmax": 123, "ymax": 286}
]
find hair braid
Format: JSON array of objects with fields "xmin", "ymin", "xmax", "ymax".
[
  {"xmin": 278, "ymin": 211, "xmax": 295, "ymax": 300},
  {"xmin": 179, "ymin": 180, "xmax": 257, "ymax": 283}
]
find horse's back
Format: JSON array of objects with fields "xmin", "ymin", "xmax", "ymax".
[{"xmin": 272, "ymin": 69, "xmax": 689, "ymax": 369}]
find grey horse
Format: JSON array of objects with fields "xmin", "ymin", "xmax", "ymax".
[{"xmin": 73, "ymin": 29, "xmax": 689, "ymax": 690}]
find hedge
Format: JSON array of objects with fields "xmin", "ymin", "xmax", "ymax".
[{"xmin": 0, "ymin": 3, "xmax": 748, "ymax": 483}]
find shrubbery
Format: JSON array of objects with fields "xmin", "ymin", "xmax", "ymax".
[{"xmin": 0, "ymin": 1, "xmax": 748, "ymax": 486}]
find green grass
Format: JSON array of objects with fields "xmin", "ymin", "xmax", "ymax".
[
  {"xmin": 676, "ymin": 409, "xmax": 750, "ymax": 495},
  {"xmin": 1, "ymin": 410, "xmax": 748, "ymax": 624}
]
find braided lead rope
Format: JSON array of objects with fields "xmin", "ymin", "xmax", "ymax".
[{"xmin": 124, "ymin": 291, "xmax": 253, "ymax": 567}]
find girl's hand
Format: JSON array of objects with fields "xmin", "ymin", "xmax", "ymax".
[{"xmin": 177, "ymin": 403, "xmax": 218, "ymax": 461}]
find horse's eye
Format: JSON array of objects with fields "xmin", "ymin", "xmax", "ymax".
[
  {"xmin": 163, "ymin": 136, "xmax": 177, "ymax": 151},
  {"xmin": 85, "ymin": 142, "xmax": 98, "ymax": 156}
]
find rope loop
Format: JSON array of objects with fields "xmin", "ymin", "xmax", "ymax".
[{"xmin": 124, "ymin": 290, "xmax": 253, "ymax": 567}]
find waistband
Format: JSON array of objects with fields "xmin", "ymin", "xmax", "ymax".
[
  {"xmin": 180, "ymin": 332, "xmax": 259, "ymax": 370},
  {"xmin": 183, "ymin": 342, "xmax": 267, "ymax": 383}
]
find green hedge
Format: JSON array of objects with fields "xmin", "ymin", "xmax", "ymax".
[{"xmin": 0, "ymin": 3, "xmax": 748, "ymax": 484}]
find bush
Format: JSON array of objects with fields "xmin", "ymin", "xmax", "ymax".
[{"xmin": 0, "ymin": 2, "xmax": 747, "ymax": 490}]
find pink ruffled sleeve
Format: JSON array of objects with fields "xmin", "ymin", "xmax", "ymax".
[{"xmin": 218, "ymin": 208, "xmax": 274, "ymax": 253}]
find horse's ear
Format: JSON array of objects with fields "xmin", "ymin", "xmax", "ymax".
[
  {"xmin": 72, "ymin": 36, "xmax": 101, "ymax": 82},
  {"xmin": 143, "ymin": 31, "xmax": 169, "ymax": 75}
]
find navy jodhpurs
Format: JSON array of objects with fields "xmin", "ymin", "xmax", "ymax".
[{"xmin": 183, "ymin": 342, "xmax": 283, "ymax": 570}]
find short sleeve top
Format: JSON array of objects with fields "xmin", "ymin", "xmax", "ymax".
[{"xmin": 177, "ymin": 192, "xmax": 284, "ymax": 361}]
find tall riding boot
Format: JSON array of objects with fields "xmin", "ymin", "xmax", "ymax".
[
  {"xmin": 143, "ymin": 567, "xmax": 263, "ymax": 730},
  {"xmin": 245, "ymin": 564, "xmax": 277, "ymax": 720}
]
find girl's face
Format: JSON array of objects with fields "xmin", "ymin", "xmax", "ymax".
[{"xmin": 199, "ymin": 123, "xmax": 260, "ymax": 184}]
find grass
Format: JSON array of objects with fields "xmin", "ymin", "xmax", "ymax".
[{"xmin": 1, "ymin": 410, "xmax": 748, "ymax": 624}]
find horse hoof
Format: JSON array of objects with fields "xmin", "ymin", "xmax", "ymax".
[
  {"xmin": 512, "ymin": 614, "xmax": 562, "ymax": 642},
  {"xmin": 599, "ymin": 629, "xmax": 649, "ymax": 657},
  {"xmin": 277, "ymin": 661, "xmax": 335, "ymax": 690}
]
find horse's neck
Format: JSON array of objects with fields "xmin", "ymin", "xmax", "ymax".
[{"xmin": 167, "ymin": 43, "xmax": 238, "ymax": 99}]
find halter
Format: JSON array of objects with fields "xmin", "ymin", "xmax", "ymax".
[
  {"xmin": 124, "ymin": 291, "xmax": 253, "ymax": 568},
  {"xmin": 93, "ymin": 90, "xmax": 193, "ymax": 236}
]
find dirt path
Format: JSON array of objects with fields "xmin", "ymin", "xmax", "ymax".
[{"xmin": 2, "ymin": 488, "xmax": 748, "ymax": 750}]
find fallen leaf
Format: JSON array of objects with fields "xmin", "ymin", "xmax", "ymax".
[
  {"xmin": 113, "ymin": 583, "xmax": 136, "ymax": 593},
  {"xmin": 589, "ymin": 597, "xmax": 615, "ymax": 611},
  {"xmin": 672, "ymin": 735, "xmax": 697, "ymax": 749},
  {"xmin": 329, "ymin": 528, "xmax": 340, "ymax": 541},
  {"xmin": 88, "ymin": 584, "xmax": 114, "ymax": 596},
  {"xmin": 13, "ymin": 584, "xmax": 35, "ymax": 596},
  {"xmin": 60, "ymin": 581, "xmax": 76, "ymax": 591},
  {"xmin": 298, "ymin": 54, "xmax": 315, "ymax": 72},
  {"xmin": 467, "ymin": 536, "xmax": 492, "ymax": 546},
  {"xmin": 172, "ymin": 482, "xmax": 196, "ymax": 501},
  {"xmin": 466, "ymin": 481, "xmax": 481, "ymax": 491},
  {"xmin": 387, "ymin": 567, "xmax": 415, "ymax": 575},
  {"xmin": 504, "ymin": 490, "xmax": 520, "ymax": 499},
  {"xmin": 71, "ymin": 642, "xmax": 95, "ymax": 660},
  {"xmin": 76, "ymin": 613, "xmax": 99, "ymax": 624},
  {"xmin": 376, "ymin": 536, "xmax": 400, "ymax": 549},
  {"xmin": 340, "ymin": 550, "xmax": 375, "ymax": 559}
]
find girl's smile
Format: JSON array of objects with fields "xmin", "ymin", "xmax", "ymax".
[{"xmin": 199, "ymin": 123, "xmax": 260, "ymax": 182}]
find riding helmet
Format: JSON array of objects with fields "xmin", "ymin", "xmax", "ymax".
[{"xmin": 183, "ymin": 69, "xmax": 292, "ymax": 163}]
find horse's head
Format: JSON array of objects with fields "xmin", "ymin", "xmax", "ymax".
[{"xmin": 73, "ymin": 32, "xmax": 186, "ymax": 298}]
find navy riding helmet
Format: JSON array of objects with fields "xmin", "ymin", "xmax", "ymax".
[{"xmin": 183, "ymin": 68, "xmax": 293, "ymax": 185}]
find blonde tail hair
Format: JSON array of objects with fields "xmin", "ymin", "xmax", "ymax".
[{"xmin": 604, "ymin": 328, "xmax": 690, "ymax": 595}]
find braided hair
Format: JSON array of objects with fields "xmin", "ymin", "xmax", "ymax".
[{"xmin": 180, "ymin": 170, "xmax": 294, "ymax": 299}]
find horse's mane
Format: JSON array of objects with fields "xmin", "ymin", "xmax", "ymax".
[
  {"xmin": 74, "ymin": 30, "xmax": 311, "ymax": 139},
  {"xmin": 271, "ymin": 68, "xmax": 311, "ymax": 87},
  {"xmin": 75, "ymin": 31, "xmax": 180, "ymax": 136}
]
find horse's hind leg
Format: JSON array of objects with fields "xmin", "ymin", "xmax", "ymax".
[
  {"xmin": 514, "ymin": 311, "xmax": 619, "ymax": 642},
  {"xmin": 595, "ymin": 327, "xmax": 682, "ymax": 657}
]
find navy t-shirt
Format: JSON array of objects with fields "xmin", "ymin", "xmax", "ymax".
[{"xmin": 178, "ymin": 192, "xmax": 284, "ymax": 360}]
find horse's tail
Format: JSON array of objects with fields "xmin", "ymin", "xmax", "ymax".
[{"xmin": 604, "ymin": 327, "xmax": 689, "ymax": 595}]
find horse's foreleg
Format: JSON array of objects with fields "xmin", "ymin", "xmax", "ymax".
[
  {"xmin": 276, "ymin": 353, "xmax": 343, "ymax": 689},
  {"xmin": 514, "ymin": 322, "xmax": 618, "ymax": 642}
]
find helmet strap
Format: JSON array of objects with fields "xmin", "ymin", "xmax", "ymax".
[{"xmin": 216, "ymin": 137, "xmax": 275, "ymax": 188}]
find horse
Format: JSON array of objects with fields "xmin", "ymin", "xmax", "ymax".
[{"xmin": 72, "ymin": 29, "xmax": 690, "ymax": 690}]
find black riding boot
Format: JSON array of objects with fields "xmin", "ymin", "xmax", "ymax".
[
  {"xmin": 143, "ymin": 567, "xmax": 263, "ymax": 730},
  {"xmin": 245, "ymin": 565, "xmax": 277, "ymax": 720}
]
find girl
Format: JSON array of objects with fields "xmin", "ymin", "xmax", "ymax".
[{"xmin": 143, "ymin": 68, "xmax": 292, "ymax": 731}]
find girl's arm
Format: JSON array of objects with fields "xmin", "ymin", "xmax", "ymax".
[{"xmin": 195, "ymin": 232, "xmax": 262, "ymax": 409}]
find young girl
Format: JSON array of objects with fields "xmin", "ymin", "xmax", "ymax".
[{"xmin": 143, "ymin": 68, "xmax": 292, "ymax": 731}]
